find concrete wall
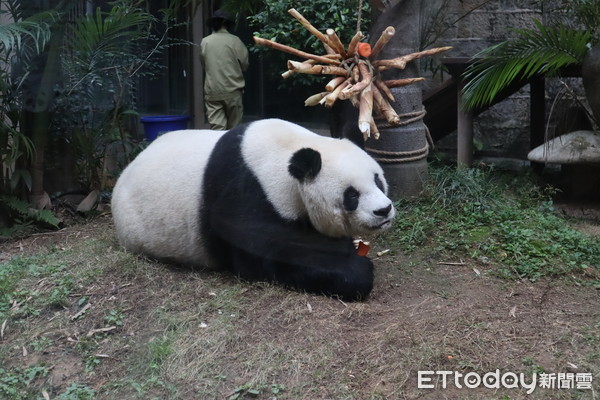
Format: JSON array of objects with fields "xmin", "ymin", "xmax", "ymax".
[{"xmin": 421, "ymin": 0, "xmax": 584, "ymax": 160}]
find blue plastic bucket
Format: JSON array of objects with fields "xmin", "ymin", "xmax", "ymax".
[{"xmin": 140, "ymin": 115, "xmax": 190, "ymax": 141}]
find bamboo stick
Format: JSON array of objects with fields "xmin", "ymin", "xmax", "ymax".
[
  {"xmin": 369, "ymin": 117, "xmax": 380, "ymax": 140},
  {"xmin": 287, "ymin": 60, "xmax": 348, "ymax": 75},
  {"xmin": 253, "ymin": 36, "xmax": 341, "ymax": 65},
  {"xmin": 287, "ymin": 60, "xmax": 313, "ymax": 72},
  {"xmin": 383, "ymin": 77, "xmax": 425, "ymax": 88},
  {"xmin": 341, "ymin": 61, "xmax": 372, "ymax": 98},
  {"xmin": 371, "ymin": 83, "xmax": 400, "ymax": 125},
  {"xmin": 351, "ymin": 63, "xmax": 360, "ymax": 82},
  {"xmin": 373, "ymin": 46, "xmax": 452, "ymax": 70},
  {"xmin": 282, "ymin": 59, "xmax": 318, "ymax": 79},
  {"xmin": 369, "ymin": 26, "xmax": 395, "ymax": 60},
  {"xmin": 287, "ymin": 8, "xmax": 336, "ymax": 51},
  {"xmin": 325, "ymin": 76, "xmax": 346, "ymax": 91},
  {"xmin": 374, "ymin": 79, "xmax": 395, "ymax": 102},
  {"xmin": 326, "ymin": 29, "xmax": 347, "ymax": 58},
  {"xmin": 283, "ymin": 54, "xmax": 341, "ymax": 78},
  {"xmin": 358, "ymin": 84, "xmax": 373, "ymax": 139},
  {"xmin": 304, "ymin": 92, "xmax": 329, "ymax": 106},
  {"xmin": 346, "ymin": 31, "xmax": 364, "ymax": 57},
  {"xmin": 323, "ymin": 42, "xmax": 336, "ymax": 55},
  {"xmin": 324, "ymin": 79, "xmax": 351, "ymax": 107}
]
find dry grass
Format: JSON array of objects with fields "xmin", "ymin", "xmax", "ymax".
[{"xmin": 0, "ymin": 215, "xmax": 598, "ymax": 399}]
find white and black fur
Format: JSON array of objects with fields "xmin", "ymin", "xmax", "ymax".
[{"xmin": 112, "ymin": 119, "xmax": 395, "ymax": 300}]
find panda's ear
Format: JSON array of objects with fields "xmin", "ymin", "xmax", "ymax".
[{"xmin": 288, "ymin": 148, "xmax": 322, "ymax": 181}]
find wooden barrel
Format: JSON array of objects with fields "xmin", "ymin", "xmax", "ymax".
[{"xmin": 364, "ymin": 84, "xmax": 430, "ymax": 199}]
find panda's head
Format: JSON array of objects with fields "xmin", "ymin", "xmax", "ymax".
[{"xmin": 288, "ymin": 144, "xmax": 395, "ymax": 238}]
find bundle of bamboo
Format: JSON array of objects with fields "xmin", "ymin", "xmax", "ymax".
[{"xmin": 253, "ymin": 8, "xmax": 451, "ymax": 140}]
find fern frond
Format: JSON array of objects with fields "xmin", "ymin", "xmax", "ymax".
[
  {"xmin": 461, "ymin": 20, "xmax": 591, "ymax": 110},
  {"xmin": 0, "ymin": 195, "xmax": 59, "ymax": 228}
]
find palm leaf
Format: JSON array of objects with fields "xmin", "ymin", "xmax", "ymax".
[
  {"xmin": 461, "ymin": 20, "xmax": 591, "ymax": 110},
  {"xmin": 0, "ymin": 10, "xmax": 58, "ymax": 61},
  {"xmin": 66, "ymin": 5, "xmax": 155, "ymax": 68}
]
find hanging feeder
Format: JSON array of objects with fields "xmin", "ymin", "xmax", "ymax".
[{"xmin": 253, "ymin": 7, "xmax": 451, "ymax": 140}]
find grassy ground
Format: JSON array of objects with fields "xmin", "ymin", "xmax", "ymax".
[{"xmin": 0, "ymin": 166, "xmax": 599, "ymax": 400}]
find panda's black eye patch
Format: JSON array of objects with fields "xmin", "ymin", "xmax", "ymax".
[
  {"xmin": 343, "ymin": 186, "xmax": 360, "ymax": 211},
  {"xmin": 374, "ymin": 173, "xmax": 385, "ymax": 192}
]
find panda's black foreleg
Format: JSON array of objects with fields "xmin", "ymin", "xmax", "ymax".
[
  {"xmin": 273, "ymin": 255, "xmax": 374, "ymax": 301},
  {"xmin": 229, "ymin": 246, "xmax": 374, "ymax": 301}
]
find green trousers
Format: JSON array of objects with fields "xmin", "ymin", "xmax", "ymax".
[{"xmin": 205, "ymin": 92, "xmax": 243, "ymax": 130}]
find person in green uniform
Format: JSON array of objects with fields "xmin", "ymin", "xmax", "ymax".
[{"xmin": 200, "ymin": 10, "xmax": 249, "ymax": 130}]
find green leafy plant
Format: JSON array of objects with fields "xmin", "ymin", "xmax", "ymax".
[
  {"xmin": 0, "ymin": 195, "xmax": 59, "ymax": 236},
  {"xmin": 227, "ymin": 384, "xmax": 261, "ymax": 399},
  {"xmin": 54, "ymin": 1, "xmax": 186, "ymax": 190},
  {"xmin": 227, "ymin": 382, "xmax": 286, "ymax": 399},
  {"xmin": 0, "ymin": 3, "xmax": 57, "ymax": 195},
  {"xmin": 146, "ymin": 335, "xmax": 173, "ymax": 372},
  {"xmin": 2, "ymin": 0, "xmax": 192, "ymax": 205},
  {"xmin": 30, "ymin": 336, "xmax": 52, "ymax": 351},
  {"xmin": 0, "ymin": 365, "xmax": 49, "ymax": 400},
  {"xmin": 386, "ymin": 164, "xmax": 600, "ymax": 281},
  {"xmin": 47, "ymin": 274, "xmax": 73, "ymax": 307},
  {"xmin": 462, "ymin": 21, "xmax": 591, "ymax": 110},
  {"xmin": 104, "ymin": 309, "xmax": 125, "ymax": 327},
  {"xmin": 249, "ymin": 0, "xmax": 371, "ymax": 88},
  {"xmin": 57, "ymin": 383, "xmax": 96, "ymax": 400},
  {"xmin": 461, "ymin": 0, "xmax": 600, "ymax": 111}
]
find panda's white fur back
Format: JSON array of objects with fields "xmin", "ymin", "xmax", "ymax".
[
  {"xmin": 112, "ymin": 119, "xmax": 391, "ymax": 268},
  {"xmin": 111, "ymin": 129, "xmax": 225, "ymax": 265}
]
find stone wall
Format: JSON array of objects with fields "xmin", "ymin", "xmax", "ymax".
[{"xmin": 420, "ymin": 0, "xmax": 584, "ymax": 160}]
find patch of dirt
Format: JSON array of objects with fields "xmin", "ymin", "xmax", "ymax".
[
  {"xmin": 0, "ymin": 218, "xmax": 110, "ymax": 262},
  {"xmin": 0, "ymin": 210, "xmax": 599, "ymax": 399},
  {"xmin": 554, "ymin": 201, "xmax": 600, "ymax": 224}
]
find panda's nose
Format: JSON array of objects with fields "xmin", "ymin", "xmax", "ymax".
[{"xmin": 373, "ymin": 204, "xmax": 392, "ymax": 217}]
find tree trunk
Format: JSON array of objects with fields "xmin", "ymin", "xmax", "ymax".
[
  {"xmin": 582, "ymin": 45, "xmax": 600, "ymax": 128},
  {"xmin": 364, "ymin": 0, "xmax": 429, "ymax": 199},
  {"xmin": 24, "ymin": 111, "xmax": 51, "ymax": 209},
  {"xmin": 24, "ymin": 22, "xmax": 64, "ymax": 208}
]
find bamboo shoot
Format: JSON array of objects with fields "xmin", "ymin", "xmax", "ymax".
[
  {"xmin": 325, "ymin": 76, "xmax": 346, "ymax": 91},
  {"xmin": 373, "ymin": 46, "xmax": 452, "ymax": 70},
  {"xmin": 287, "ymin": 8, "xmax": 336, "ymax": 51},
  {"xmin": 287, "ymin": 60, "xmax": 347, "ymax": 75},
  {"xmin": 383, "ymin": 77, "xmax": 425, "ymax": 88},
  {"xmin": 254, "ymin": 36, "xmax": 340, "ymax": 65},
  {"xmin": 326, "ymin": 29, "xmax": 347, "ymax": 58},
  {"xmin": 369, "ymin": 26, "xmax": 395, "ymax": 60},
  {"xmin": 358, "ymin": 84, "xmax": 373, "ymax": 139},
  {"xmin": 371, "ymin": 83, "xmax": 399, "ymax": 125},
  {"xmin": 346, "ymin": 31, "xmax": 364, "ymax": 57},
  {"xmin": 305, "ymin": 92, "xmax": 329, "ymax": 106}
]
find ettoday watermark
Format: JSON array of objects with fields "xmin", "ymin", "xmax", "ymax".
[{"xmin": 418, "ymin": 370, "xmax": 594, "ymax": 394}]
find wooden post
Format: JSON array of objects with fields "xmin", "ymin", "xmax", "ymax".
[
  {"xmin": 457, "ymin": 79, "xmax": 473, "ymax": 168},
  {"xmin": 530, "ymin": 76, "xmax": 546, "ymax": 172},
  {"xmin": 191, "ymin": 5, "xmax": 206, "ymax": 128}
]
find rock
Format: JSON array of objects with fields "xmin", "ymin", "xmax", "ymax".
[
  {"xmin": 76, "ymin": 190, "xmax": 100, "ymax": 213},
  {"xmin": 527, "ymin": 130, "xmax": 600, "ymax": 164},
  {"xmin": 30, "ymin": 192, "xmax": 52, "ymax": 210}
]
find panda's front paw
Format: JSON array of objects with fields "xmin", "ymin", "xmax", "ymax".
[{"xmin": 329, "ymin": 256, "xmax": 374, "ymax": 301}]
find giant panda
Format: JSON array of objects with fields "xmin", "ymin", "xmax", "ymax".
[{"xmin": 111, "ymin": 118, "xmax": 395, "ymax": 301}]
